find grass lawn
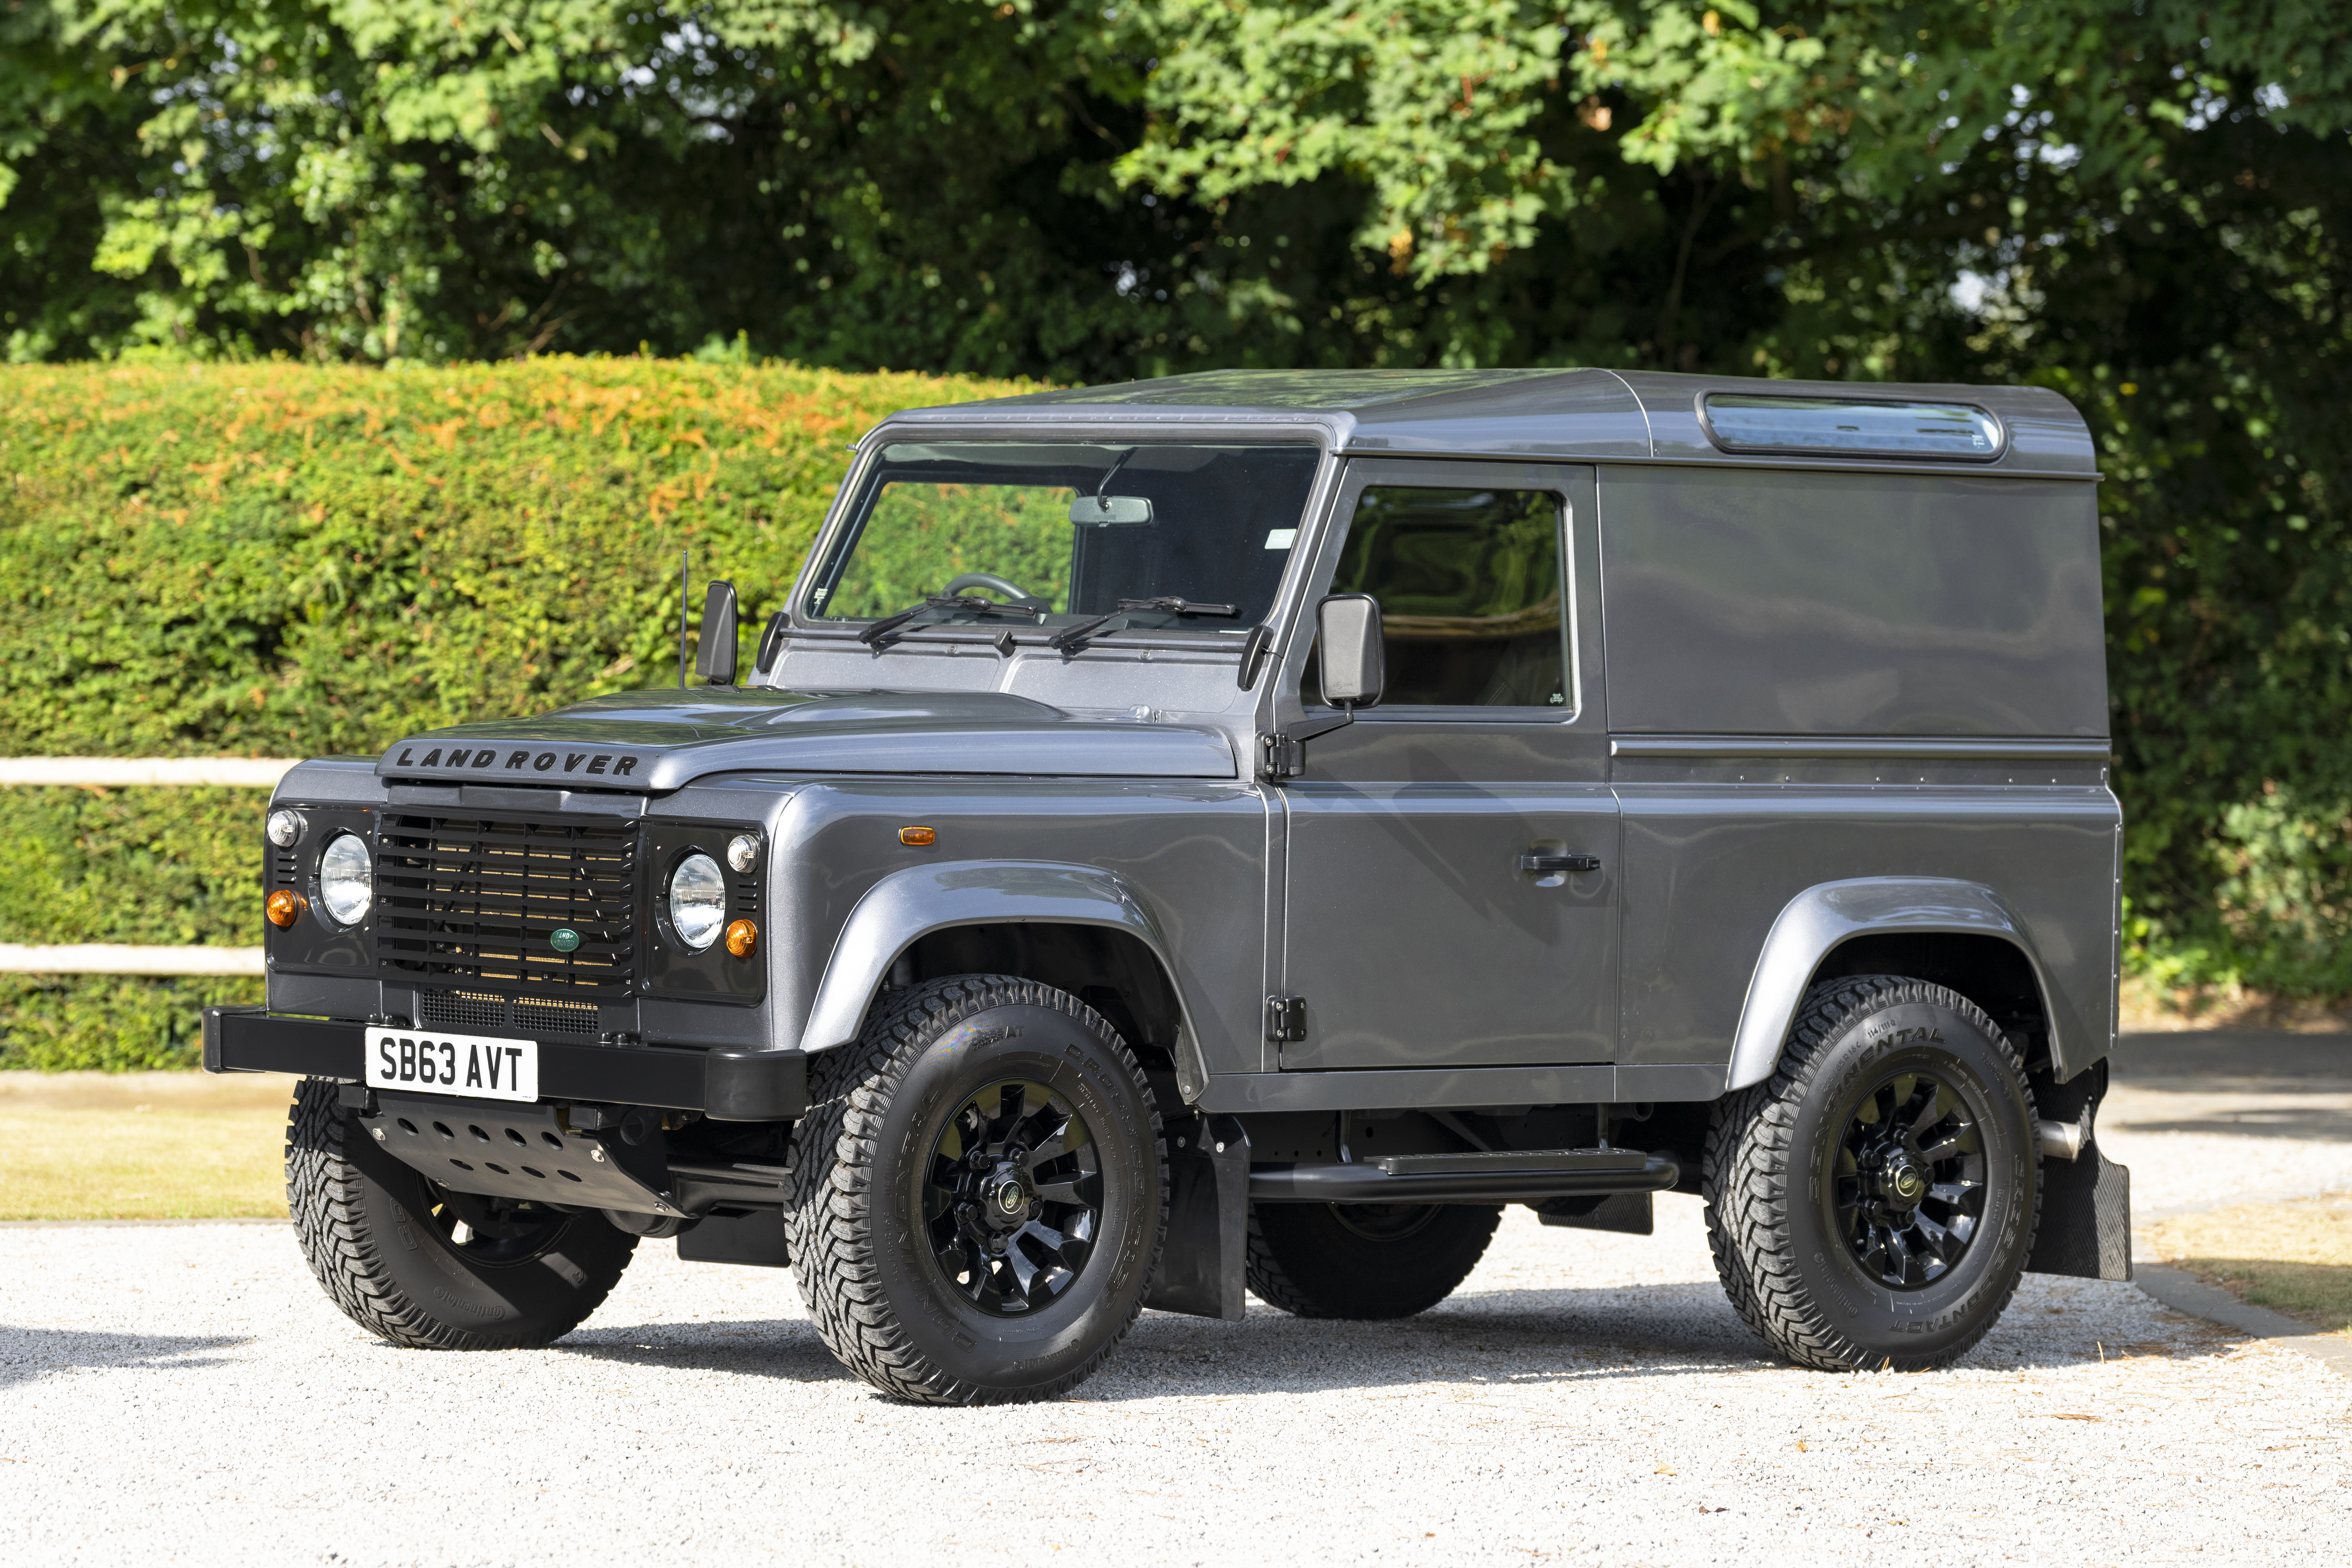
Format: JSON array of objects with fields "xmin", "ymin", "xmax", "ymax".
[
  {"xmin": 0, "ymin": 1070, "xmax": 296, "ymax": 1220},
  {"xmin": 2148, "ymin": 1191, "xmax": 2352, "ymax": 1337}
]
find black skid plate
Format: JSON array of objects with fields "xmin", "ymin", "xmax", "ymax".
[{"xmin": 362, "ymin": 1093, "xmax": 679, "ymax": 1220}]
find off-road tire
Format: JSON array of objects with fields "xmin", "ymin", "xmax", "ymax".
[
  {"xmin": 784, "ymin": 975, "xmax": 1167, "ymax": 1405},
  {"xmin": 1702, "ymin": 975, "xmax": 2042, "ymax": 1372},
  {"xmin": 1245, "ymin": 1202, "xmax": 1502, "ymax": 1319},
  {"xmin": 284, "ymin": 1077, "xmax": 636, "ymax": 1349}
]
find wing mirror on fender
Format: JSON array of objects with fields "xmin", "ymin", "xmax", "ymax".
[
  {"xmin": 1259, "ymin": 594, "xmax": 1385, "ymax": 781},
  {"xmin": 694, "ymin": 580, "xmax": 739, "ymax": 686}
]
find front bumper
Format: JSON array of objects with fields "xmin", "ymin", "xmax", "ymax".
[{"xmin": 200, "ymin": 1006, "xmax": 808, "ymax": 1121}]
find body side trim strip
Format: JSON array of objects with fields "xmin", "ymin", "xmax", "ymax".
[{"xmin": 1611, "ymin": 736, "xmax": 2113, "ymax": 762}]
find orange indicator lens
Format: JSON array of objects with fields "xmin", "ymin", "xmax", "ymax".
[
  {"xmin": 724, "ymin": 919, "xmax": 758, "ymax": 959},
  {"xmin": 899, "ymin": 826, "xmax": 936, "ymax": 847},
  {"xmin": 265, "ymin": 889, "xmax": 301, "ymax": 928}
]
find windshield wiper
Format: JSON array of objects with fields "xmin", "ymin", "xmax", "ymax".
[
  {"xmin": 858, "ymin": 595, "xmax": 1039, "ymax": 649},
  {"xmin": 1048, "ymin": 596, "xmax": 1237, "ymax": 653}
]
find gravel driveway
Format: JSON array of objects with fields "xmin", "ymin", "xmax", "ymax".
[{"xmin": 4, "ymin": 1033, "xmax": 2348, "ymax": 1566}]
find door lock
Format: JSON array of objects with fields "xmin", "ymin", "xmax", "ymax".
[{"xmin": 1518, "ymin": 851, "xmax": 1601, "ymax": 875}]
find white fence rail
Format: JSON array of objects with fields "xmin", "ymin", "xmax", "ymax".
[
  {"xmin": 5, "ymin": 758, "xmax": 293, "ymax": 975},
  {"xmin": 0, "ymin": 757, "xmax": 301, "ymax": 787},
  {"xmin": 0, "ymin": 944, "xmax": 265, "ymax": 976}
]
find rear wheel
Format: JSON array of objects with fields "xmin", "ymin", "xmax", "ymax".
[
  {"xmin": 1702, "ymin": 974, "xmax": 2041, "ymax": 1371},
  {"xmin": 1245, "ymin": 1201, "xmax": 1501, "ymax": 1319},
  {"xmin": 284, "ymin": 1078, "xmax": 636, "ymax": 1349}
]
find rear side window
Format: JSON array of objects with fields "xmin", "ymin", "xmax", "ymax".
[
  {"xmin": 1316, "ymin": 486, "xmax": 1568, "ymax": 708},
  {"xmin": 1599, "ymin": 469, "xmax": 2105, "ymax": 736}
]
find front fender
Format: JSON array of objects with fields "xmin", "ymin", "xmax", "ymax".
[
  {"xmin": 1725, "ymin": 877, "xmax": 2060, "ymax": 1093},
  {"xmin": 796, "ymin": 859, "xmax": 1206, "ymax": 1085}
]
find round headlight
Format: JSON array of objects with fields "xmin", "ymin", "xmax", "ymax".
[
  {"xmin": 668, "ymin": 853, "xmax": 727, "ymax": 951},
  {"xmin": 267, "ymin": 808, "xmax": 303, "ymax": 848},
  {"xmin": 318, "ymin": 833, "xmax": 372, "ymax": 926}
]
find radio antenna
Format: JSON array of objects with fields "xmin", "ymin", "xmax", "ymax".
[{"xmin": 678, "ymin": 549, "xmax": 689, "ymax": 690}]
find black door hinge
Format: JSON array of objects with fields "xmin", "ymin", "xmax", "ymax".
[{"xmin": 1266, "ymin": 994, "xmax": 1308, "ymax": 1042}]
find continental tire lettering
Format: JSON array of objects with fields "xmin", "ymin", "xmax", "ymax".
[{"xmin": 431, "ymin": 1285, "xmax": 504, "ymax": 1319}]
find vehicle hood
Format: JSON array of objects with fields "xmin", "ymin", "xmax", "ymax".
[{"xmin": 373, "ymin": 689, "xmax": 1238, "ymax": 791}]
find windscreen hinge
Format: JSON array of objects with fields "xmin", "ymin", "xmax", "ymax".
[{"xmin": 1256, "ymin": 712, "xmax": 1353, "ymax": 782}]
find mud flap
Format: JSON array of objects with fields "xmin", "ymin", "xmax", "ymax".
[
  {"xmin": 678, "ymin": 1209, "xmax": 791, "ymax": 1268},
  {"xmin": 2027, "ymin": 1058, "xmax": 2133, "ymax": 1281},
  {"xmin": 1145, "ymin": 1114, "xmax": 1249, "ymax": 1320},
  {"xmin": 1533, "ymin": 1191, "xmax": 1655, "ymax": 1235}
]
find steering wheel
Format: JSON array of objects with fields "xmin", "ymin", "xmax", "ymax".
[{"xmin": 941, "ymin": 572, "xmax": 1049, "ymax": 611}]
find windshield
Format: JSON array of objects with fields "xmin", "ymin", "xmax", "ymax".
[{"xmin": 806, "ymin": 441, "xmax": 1323, "ymax": 640}]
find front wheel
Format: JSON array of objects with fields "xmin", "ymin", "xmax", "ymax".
[
  {"xmin": 785, "ymin": 975, "xmax": 1167, "ymax": 1405},
  {"xmin": 284, "ymin": 1078, "xmax": 636, "ymax": 1349},
  {"xmin": 1702, "ymin": 974, "xmax": 2041, "ymax": 1372}
]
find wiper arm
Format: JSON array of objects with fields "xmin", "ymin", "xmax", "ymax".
[
  {"xmin": 858, "ymin": 595, "xmax": 1039, "ymax": 649},
  {"xmin": 1118, "ymin": 596, "xmax": 1236, "ymax": 618},
  {"xmin": 1047, "ymin": 608, "xmax": 1125, "ymax": 653},
  {"xmin": 1048, "ymin": 597, "xmax": 1237, "ymax": 654}
]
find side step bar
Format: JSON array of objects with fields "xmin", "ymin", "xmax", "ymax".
[{"xmin": 1248, "ymin": 1148, "xmax": 1680, "ymax": 1204}]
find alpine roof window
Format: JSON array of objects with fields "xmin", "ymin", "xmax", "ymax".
[{"xmin": 1700, "ymin": 395, "xmax": 2004, "ymax": 461}]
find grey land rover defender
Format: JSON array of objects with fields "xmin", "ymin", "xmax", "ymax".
[{"xmin": 206, "ymin": 369, "xmax": 2131, "ymax": 1403}]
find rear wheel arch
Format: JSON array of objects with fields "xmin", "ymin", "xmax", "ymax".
[{"xmin": 1726, "ymin": 878, "xmax": 2067, "ymax": 1092}]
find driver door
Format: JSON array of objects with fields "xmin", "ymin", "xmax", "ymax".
[{"xmin": 1272, "ymin": 460, "xmax": 1618, "ymax": 1071}]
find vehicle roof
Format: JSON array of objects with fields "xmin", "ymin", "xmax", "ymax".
[{"xmin": 883, "ymin": 368, "xmax": 2096, "ymax": 478}]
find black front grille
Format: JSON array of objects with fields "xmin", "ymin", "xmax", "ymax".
[{"xmin": 378, "ymin": 814, "xmax": 638, "ymax": 1000}]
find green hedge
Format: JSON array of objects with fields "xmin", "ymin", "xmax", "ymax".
[{"xmin": 0, "ymin": 358, "xmax": 1027, "ymax": 1068}]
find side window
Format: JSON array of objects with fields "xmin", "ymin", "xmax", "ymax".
[{"xmin": 1313, "ymin": 486, "xmax": 1569, "ymax": 709}]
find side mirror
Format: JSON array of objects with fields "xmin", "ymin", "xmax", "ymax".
[
  {"xmin": 1316, "ymin": 593, "xmax": 1385, "ymax": 709},
  {"xmin": 694, "ymin": 580, "xmax": 739, "ymax": 685}
]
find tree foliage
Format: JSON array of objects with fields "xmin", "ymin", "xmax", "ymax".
[{"xmin": 3, "ymin": 0, "xmax": 2350, "ymax": 995}]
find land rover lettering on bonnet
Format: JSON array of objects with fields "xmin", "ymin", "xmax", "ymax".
[{"xmin": 204, "ymin": 369, "xmax": 2128, "ymax": 1406}]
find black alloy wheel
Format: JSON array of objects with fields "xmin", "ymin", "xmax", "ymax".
[
  {"xmin": 417, "ymin": 1179, "xmax": 571, "ymax": 1267},
  {"xmin": 925, "ymin": 1079, "xmax": 1104, "ymax": 1315},
  {"xmin": 1833, "ymin": 1069, "xmax": 1987, "ymax": 1289}
]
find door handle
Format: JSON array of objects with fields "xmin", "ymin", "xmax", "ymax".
[{"xmin": 1518, "ymin": 851, "xmax": 1601, "ymax": 875}]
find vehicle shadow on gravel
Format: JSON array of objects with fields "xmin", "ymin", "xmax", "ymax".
[
  {"xmin": 0, "ymin": 1327, "xmax": 249, "ymax": 1390},
  {"xmin": 555, "ymin": 1318, "xmax": 857, "ymax": 1382}
]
